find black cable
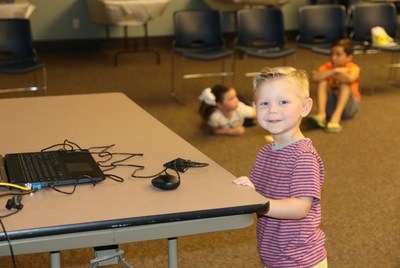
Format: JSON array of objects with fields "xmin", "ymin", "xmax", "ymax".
[
  {"xmin": 0, "ymin": 209, "xmax": 19, "ymax": 219},
  {"xmin": 131, "ymin": 160, "xmax": 181, "ymax": 180},
  {"xmin": 40, "ymin": 140, "xmax": 148, "ymax": 187},
  {"xmin": 104, "ymin": 174, "xmax": 124, "ymax": 183},
  {"xmin": 89, "ymin": 144, "xmax": 144, "ymax": 178},
  {"xmin": 41, "ymin": 139, "xmax": 82, "ymax": 152},
  {"xmin": 0, "ymin": 190, "xmax": 36, "ymax": 199},
  {"xmin": 40, "ymin": 141, "xmax": 133, "ymax": 188},
  {"xmin": 0, "ymin": 218, "xmax": 17, "ymax": 268},
  {"xmin": 48, "ymin": 175, "xmax": 97, "ymax": 195},
  {"xmin": 88, "ymin": 144, "xmax": 118, "ymax": 158},
  {"xmin": 96, "ymin": 152, "xmax": 144, "ymax": 171},
  {"xmin": 88, "ymin": 144, "xmax": 115, "ymax": 150},
  {"xmin": 131, "ymin": 166, "xmax": 167, "ymax": 178},
  {"xmin": 0, "ymin": 192, "xmax": 29, "ymax": 267},
  {"xmin": 171, "ymin": 160, "xmax": 181, "ymax": 180},
  {"xmin": 0, "ymin": 190, "xmax": 36, "ymax": 218}
]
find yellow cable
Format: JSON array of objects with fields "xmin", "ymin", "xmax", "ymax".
[{"xmin": 0, "ymin": 183, "xmax": 31, "ymax": 191}]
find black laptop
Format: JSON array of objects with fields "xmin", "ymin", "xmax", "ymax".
[{"xmin": 3, "ymin": 150, "xmax": 105, "ymax": 189}]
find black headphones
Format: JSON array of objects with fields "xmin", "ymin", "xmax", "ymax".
[
  {"xmin": 6, "ymin": 195, "xmax": 23, "ymax": 210},
  {"xmin": 163, "ymin": 158, "xmax": 209, "ymax": 173}
]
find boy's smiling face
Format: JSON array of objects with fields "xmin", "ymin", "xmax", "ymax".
[{"xmin": 254, "ymin": 78, "xmax": 312, "ymax": 144}]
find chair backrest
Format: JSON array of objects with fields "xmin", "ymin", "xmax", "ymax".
[
  {"xmin": 349, "ymin": 3, "xmax": 397, "ymax": 43},
  {"xmin": 297, "ymin": 4, "xmax": 346, "ymax": 46},
  {"xmin": 173, "ymin": 10, "xmax": 224, "ymax": 49},
  {"xmin": 236, "ymin": 7, "xmax": 286, "ymax": 48},
  {"xmin": 0, "ymin": 19, "xmax": 35, "ymax": 64}
]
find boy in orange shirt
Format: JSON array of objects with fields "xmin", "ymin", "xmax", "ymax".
[{"xmin": 308, "ymin": 38, "xmax": 360, "ymax": 133}]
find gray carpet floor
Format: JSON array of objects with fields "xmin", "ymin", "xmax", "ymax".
[{"xmin": 0, "ymin": 41, "xmax": 399, "ymax": 268}]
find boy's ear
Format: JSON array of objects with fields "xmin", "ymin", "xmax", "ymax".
[
  {"xmin": 301, "ymin": 98, "xmax": 313, "ymax": 118},
  {"xmin": 347, "ymin": 54, "xmax": 353, "ymax": 62}
]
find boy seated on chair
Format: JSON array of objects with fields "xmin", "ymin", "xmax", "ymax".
[{"xmin": 308, "ymin": 38, "xmax": 361, "ymax": 134}]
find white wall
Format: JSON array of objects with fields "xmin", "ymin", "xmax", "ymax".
[{"xmin": 27, "ymin": 0, "xmax": 309, "ymax": 41}]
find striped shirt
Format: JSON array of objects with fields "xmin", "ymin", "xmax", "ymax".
[{"xmin": 249, "ymin": 138, "xmax": 326, "ymax": 268}]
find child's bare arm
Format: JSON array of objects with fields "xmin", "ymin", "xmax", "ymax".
[
  {"xmin": 234, "ymin": 177, "xmax": 313, "ymax": 219},
  {"xmin": 333, "ymin": 66, "xmax": 359, "ymax": 83},
  {"xmin": 213, "ymin": 125, "xmax": 245, "ymax": 136},
  {"xmin": 312, "ymin": 69, "xmax": 335, "ymax": 82},
  {"xmin": 262, "ymin": 196, "xmax": 313, "ymax": 220}
]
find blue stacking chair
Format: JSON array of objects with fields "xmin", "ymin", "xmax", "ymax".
[
  {"xmin": 235, "ymin": 7, "xmax": 296, "ymax": 77},
  {"xmin": 349, "ymin": 2, "xmax": 400, "ymax": 93},
  {"xmin": 171, "ymin": 10, "xmax": 234, "ymax": 103},
  {"xmin": 297, "ymin": 4, "xmax": 347, "ymax": 55},
  {"xmin": 0, "ymin": 19, "xmax": 47, "ymax": 94}
]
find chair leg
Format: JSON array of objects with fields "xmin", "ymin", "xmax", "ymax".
[
  {"xmin": 220, "ymin": 58, "xmax": 225, "ymax": 85},
  {"xmin": 220, "ymin": 55, "xmax": 235, "ymax": 85},
  {"xmin": 388, "ymin": 51, "xmax": 399, "ymax": 83},
  {"xmin": 244, "ymin": 54, "xmax": 256, "ymax": 77},
  {"xmin": 292, "ymin": 53, "xmax": 297, "ymax": 68},
  {"xmin": 41, "ymin": 66, "xmax": 48, "ymax": 94},
  {"xmin": 0, "ymin": 67, "xmax": 47, "ymax": 94},
  {"xmin": 170, "ymin": 52, "xmax": 185, "ymax": 104},
  {"xmin": 181, "ymin": 55, "xmax": 187, "ymax": 103},
  {"xmin": 227, "ymin": 54, "xmax": 234, "ymax": 79},
  {"xmin": 171, "ymin": 52, "xmax": 176, "ymax": 97}
]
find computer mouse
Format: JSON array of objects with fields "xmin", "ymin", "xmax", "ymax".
[{"xmin": 151, "ymin": 174, "xmax": 180, "ymax": 190}]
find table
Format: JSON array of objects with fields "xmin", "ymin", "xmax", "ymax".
[
  {"xmin": 0, "ymin": 93, "xmax": 268, "ymax": 268},
  {"xmin": 0, "ymin": 1, "xmax": 35, "ymax": 19},
  {"xmin": 86, "ymin": 0, "xmax": 171, "ymax": 65}
]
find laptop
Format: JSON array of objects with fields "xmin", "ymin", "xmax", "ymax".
[{"xmin": 3, "ymin": 150, "xmax": 105, "ymax": 189}]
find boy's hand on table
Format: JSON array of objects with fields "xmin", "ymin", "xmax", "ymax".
[{"xmin": 233, "ymin": 176, "xmax": 255, "ymax": 189}]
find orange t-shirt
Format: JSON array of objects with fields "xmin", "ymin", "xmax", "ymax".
[{"xmin": 319, "ymin": 61, "xmax": 361, "ymax": 101}]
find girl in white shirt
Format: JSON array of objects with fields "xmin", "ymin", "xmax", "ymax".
[{"xmin": 199, "ymin": 84, "xmax": 255, "ymax": 136}]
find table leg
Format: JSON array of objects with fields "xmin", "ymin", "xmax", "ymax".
[
  {"xmin": 113, "ymin": 23, "xmax": 160, "ymax": 66},
  {"xmin": 168, "ymin": 237, "xmax": 178, "ymax": 268},
  {"xmin": 50, "ymin": 251, "xmax": 61, "ymax": 268}
]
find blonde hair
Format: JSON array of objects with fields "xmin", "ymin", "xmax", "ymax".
[{"xmin": 252, "ymin": 66, "xmax": 310, "ymax": 100}]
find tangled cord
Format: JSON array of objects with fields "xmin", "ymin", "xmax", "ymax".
[
  {"xmin": 131, "ymin": 159, "xmax": 181, "ymax": 180},
  {"xmin": 88, "ymin": 144, "xmax": 144, "ymax": 183},
  {"xmin": 40, "ymin": 140, "xmax": 145, "ymax": 186}
]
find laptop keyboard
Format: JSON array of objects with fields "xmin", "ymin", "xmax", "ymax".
[{"xmin": 19, "ymin": 152, "xmax": 66, "ymax": 182}]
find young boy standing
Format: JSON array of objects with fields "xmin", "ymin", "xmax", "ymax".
[
  {"xmin": 308, "ymin": 38, "xmax": 361, "ymax": 133},
  {"xmin": 234, "ymin": 67, "xmax": 327, "ymax": 268}
]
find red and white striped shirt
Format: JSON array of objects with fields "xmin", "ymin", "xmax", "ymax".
[{"xmin": 250, "ymin": 138, "xmax": 326, "ymax": 268}]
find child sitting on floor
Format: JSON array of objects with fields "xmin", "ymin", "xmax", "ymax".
[
  {"xmin": 308, "ymin": 38, "xmax": 361, "ymax": 133},
  {"xmin": 199, "ymin": 84, "xmax": 255, "ymax": 136}
]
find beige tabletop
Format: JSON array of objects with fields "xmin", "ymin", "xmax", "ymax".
[
  {"xmin": 0, "ymin": 93, "xmax": 267, "ymax": 266},
  {"xmin": 87, "ymin": 0, "xmax": 170, "ymax": 26},
  {"xmin": 0, "ymin": 2, "xmax": 35, "ymax": 19}
]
